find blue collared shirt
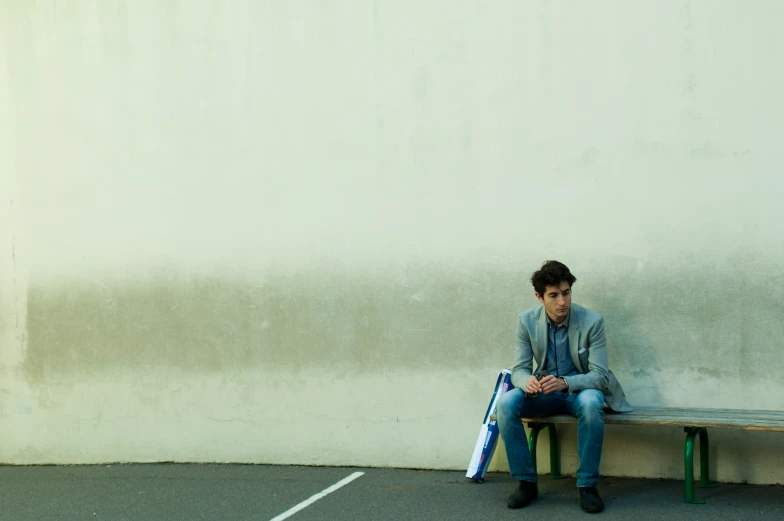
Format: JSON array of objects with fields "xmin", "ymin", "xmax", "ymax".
[{"xmin": 544, "ymin": 312, "xmax": 579, "ymax": 377}]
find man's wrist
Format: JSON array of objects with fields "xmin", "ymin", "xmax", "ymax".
[{"xmin": 560, "ymin": 377, "xmax": 569, "ymax": 393}]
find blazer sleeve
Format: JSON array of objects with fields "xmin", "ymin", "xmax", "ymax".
[
  {"xmin": 564, "ymin": 317, "xmax": 610, "ymax": 393},
  {"xmin": 511, "ymin": 317, "xmax": 534, "ymax": 389}
]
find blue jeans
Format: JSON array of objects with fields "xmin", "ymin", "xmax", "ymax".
[{"xmin": 496, "ymin": 387, "xmax": 605, "ymax": 487}]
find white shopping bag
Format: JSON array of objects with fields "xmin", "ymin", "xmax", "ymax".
[{"xmin": 466, "ymin": 369, "xmax": 513, "ymax": 482}]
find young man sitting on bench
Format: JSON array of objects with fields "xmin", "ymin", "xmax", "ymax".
[{"xmin": 497, "ymin": 260, "xmax": 633, "ymax": 514}]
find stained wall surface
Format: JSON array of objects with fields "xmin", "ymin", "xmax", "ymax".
[{"xmin": 2, "ymin": 1, "xmax": 783, "ymax": 483}]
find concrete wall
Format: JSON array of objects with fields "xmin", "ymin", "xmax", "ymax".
[{"xmin": 2, "ymin": 1, "xmax": 783, "ymax": 484}]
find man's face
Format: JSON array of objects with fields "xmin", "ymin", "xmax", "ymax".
[{"xmin": 536, "ymin": 281, "xmax": 572, "ymax": 323}]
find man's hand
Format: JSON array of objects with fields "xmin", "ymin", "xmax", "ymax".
[
  {"xmin": 540, "ymin": 375, "xmax": 567, "ymax": 394},
  {"xmin": 525, "ymin": 375, "xmax": 542, "ymax": 395}
]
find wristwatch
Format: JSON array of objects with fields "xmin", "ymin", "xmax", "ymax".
[{"xmin": 559, "ymin": 377, "xmax": 569, "ymax": 393}]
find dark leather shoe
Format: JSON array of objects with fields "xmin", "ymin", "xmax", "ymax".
[
  {"xmin": 507, "ymin": 480, "xmax": 538, "ymax": 509},
  {"xmin": 579, "ymin": 486, "xmax": 604, "ymax": 513}
]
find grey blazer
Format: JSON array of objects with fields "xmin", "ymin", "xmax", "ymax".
[{"xmin": 511, "ymin": 302, "xmax": 633, "ymax": 413}]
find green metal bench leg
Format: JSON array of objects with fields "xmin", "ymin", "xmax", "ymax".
[
  {"xmin": 547, "ymin": 423, "xmax": 566, "ymax": 479},
  {"xmin": 528, "ymin": 424, "xmax": 545, "ymax": 475},
  {"xmin": 684, "ymin": 427, "xmax": 712, "ymax": 504},
  {"xmin": 684, "ymin": 428, "xmax": 703, "ymax": 503},
  {"xmin": 698, "ymin": 429, "xmax": 718, "ymax": 489},
  {"xmin": 527, "ymin": 423, "xmax": 564, "ymax": 479}
]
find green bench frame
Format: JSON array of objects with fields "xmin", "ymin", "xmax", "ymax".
[{"xmin": 523, "ymin": 406, "xmax": 784, "ymax": 504}]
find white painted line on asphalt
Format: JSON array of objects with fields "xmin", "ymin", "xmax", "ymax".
[{"xmin": 268, "ymin": 471, "xmax": 365, "ymax": 521}]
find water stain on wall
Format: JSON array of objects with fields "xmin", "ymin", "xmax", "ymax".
[
  {"xmin": 583, "ymin": 253, "xmax": 784, "ymax": 381},
  {"xmin": 24, "ymin": 263, "xmax": 526, "ymax": 381},
  {"xmin": 23, "ymin": 255, "xmax": 784, "ymax": 386}
]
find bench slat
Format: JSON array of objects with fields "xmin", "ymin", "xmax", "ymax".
[
  {"xmin": 522, "ymin": 406, "xmax": 784, "ymax": 431},
  {"xmin": 629, "ymin": 407, "xmax": 784, "ymax": 419}
]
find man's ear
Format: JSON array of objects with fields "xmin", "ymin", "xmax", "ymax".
[{"xmin": 535, "ymin": 292, "xmax": 544, "ymax": 303}]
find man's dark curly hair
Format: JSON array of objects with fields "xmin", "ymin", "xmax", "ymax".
[{"xmin": 530, "ymin": 260, "xmax": 577, "ymax": 297}]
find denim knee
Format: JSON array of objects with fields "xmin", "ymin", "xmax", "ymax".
[
  {"xmin": 496, "ymin": 389, "xmax": 522, "ymax": 425},
  {"xmin": 576, "ymin": 390, "xmax": 605, "ymax": 423}
]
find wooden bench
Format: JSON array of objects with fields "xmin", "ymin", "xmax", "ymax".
[{"xmin": 521, "ymin": 406, "xmax": 784, "ymax": 504}]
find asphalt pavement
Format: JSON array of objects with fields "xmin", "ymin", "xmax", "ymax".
[{"xmin": 0, "ymin": 464, "xmax": 781, "ymax": 521}]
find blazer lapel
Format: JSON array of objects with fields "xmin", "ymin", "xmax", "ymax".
[
  {"xmin": 536, "ymin": 308, "xmax": 547, "ymax": 367},
  {"xmin": 568, "ymin": 308, "xmax": 584, "ymax": 372}
]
